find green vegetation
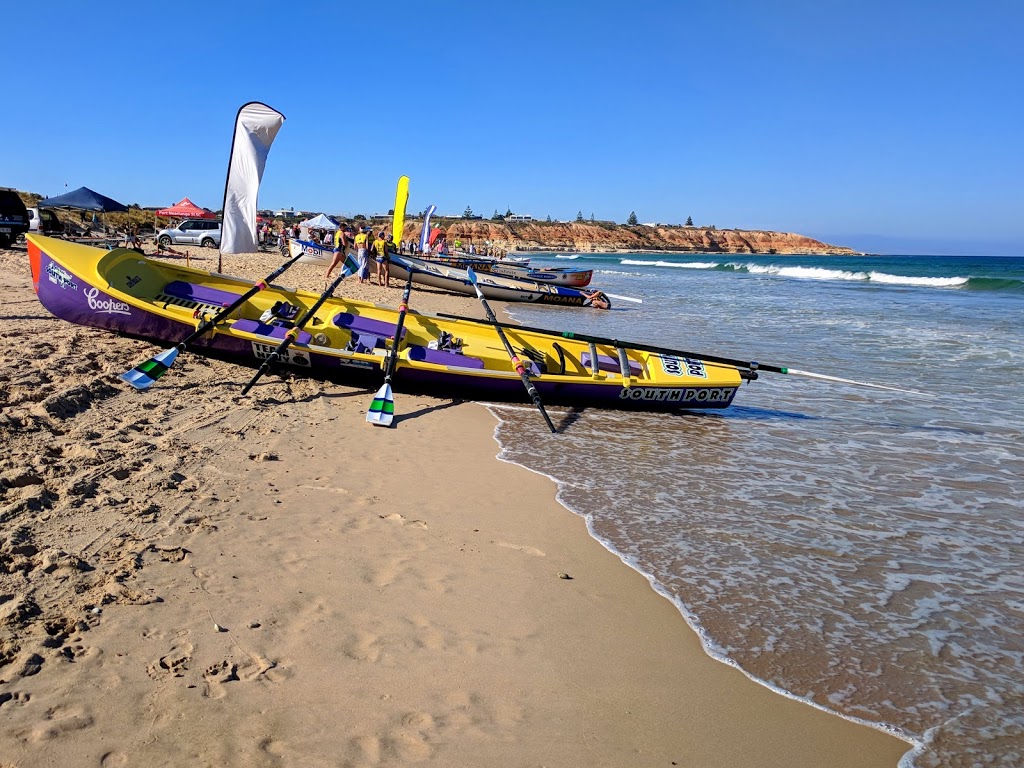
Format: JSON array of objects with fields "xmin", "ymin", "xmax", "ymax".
[{"xmin": 627, "ymin": 211, "xmax": 638, "ymax": 225}]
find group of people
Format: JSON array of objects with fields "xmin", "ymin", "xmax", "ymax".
[{"xmin": 324, "ymin": 224, "xmax": 393, "ymax": 287}]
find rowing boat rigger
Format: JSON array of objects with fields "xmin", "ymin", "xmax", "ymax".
[{"xmin": 28, "ymin": 235, "xmax": 748, "ymax": 412}]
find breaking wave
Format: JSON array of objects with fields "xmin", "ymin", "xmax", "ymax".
[{"xmin": 617, "ymin": 259, "xmax": 1022, "ymax": 292}]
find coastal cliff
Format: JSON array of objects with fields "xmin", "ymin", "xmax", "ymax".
[{"xmin": 395, "ymin": 220, "xmax": 856, "ymax": 255}]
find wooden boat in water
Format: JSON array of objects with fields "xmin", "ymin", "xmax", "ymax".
[{"xmin": 27, "ymin": 234, "xmax": 747, "ymax": 411}]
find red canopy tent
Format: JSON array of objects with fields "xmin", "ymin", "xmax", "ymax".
[{"xmin": 154, "ymin": 197, "xmax": 216, "ymax": 219}]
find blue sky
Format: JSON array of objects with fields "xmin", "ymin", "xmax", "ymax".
[{"xmin": 4, "ymin": 1, "xmax": 1021, "ymax": 255}]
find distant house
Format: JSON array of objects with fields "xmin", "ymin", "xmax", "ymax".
[{"xmin": 505, "ymin": 214, "xmax": 533, "ymax": 222}]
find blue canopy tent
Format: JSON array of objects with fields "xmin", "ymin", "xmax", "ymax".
[
  {"xmin": 38, "ymin": 186, "xmax": 129, "ymax": 213},
  {"xmin": 38, "ymin": 186, "xmax": 129, "ymax": 240}
]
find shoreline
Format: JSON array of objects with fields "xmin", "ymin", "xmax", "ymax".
[
  {"xmin": 0, "ymin": 242, "xmax": 908, "ymax": 765},
  {"xmin": 487, "ymin": 408, "xmax": 919, "ymax": 751}
]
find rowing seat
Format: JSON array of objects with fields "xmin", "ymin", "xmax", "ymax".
[
  {"xmin": 162, "ymin": 280, "xmax": 241, "ymax": 308},
  {"xmin": 232, "ymin": 318, "xmax": 312, "ymax": 345},
  {"xmin": 332, "ymin": 312, "xmax": 406, "ymax": 352},
  {"xmin": 580, "ymin": 352, "xmax": 642, "ymax": 376},
  {"xmin": 407, "ymin": 345, "xmax": 485, "ymax": 369}
]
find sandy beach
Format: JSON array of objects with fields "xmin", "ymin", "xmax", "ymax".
[{"xmin": 0, "ymin": 241, "xmax": 910, "ymax": 766}]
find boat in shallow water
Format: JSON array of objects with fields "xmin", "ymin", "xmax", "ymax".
[
  {"xmin": 27, "ymin": 234, "xmax": 747, "ymax": 411},
  {"xmin": 290, "ymin": 239, "xmax": 596, "ymax": 305}
]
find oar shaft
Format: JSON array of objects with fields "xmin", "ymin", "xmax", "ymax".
[
  {"xmin": 383, "ymin": 274, "xmax": 414, "ymax": 384},
  {"xmin": 432, "ymin": 312, "xmax": 926, "ymax": 397},
  {"xmin": 433, "ymin": 312, "xmax": 777, "ymax": 373},
  {"xmin": 241, "ymin": 267, "xmax": 350, "ymax": 395},
  {"xmin": 183, "ymin": 251, "xmax": 305, "ymax": 348},
  {"xmin": 466, "ymin": 271, "xmax": 556, "ymax": 434}
]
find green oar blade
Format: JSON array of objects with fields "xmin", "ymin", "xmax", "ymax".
[
  {"xmin": 119, "ymin": 348, "xmax": 180, "ymax": 391},
  {"xmin": 366, "ymin": 383, "xmax": 395, "ymax": 426}
]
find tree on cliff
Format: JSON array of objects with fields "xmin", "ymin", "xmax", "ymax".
[
  {"xmin": 546, "ymin": 215, "xmax": 552, "ymax": 223},
  {"xmin": 463, "ymin": 206, "xmax": 473, "ymax": 219},
  {"xmin": 576, "ymin": 211, "xmax": 584, "ymax": 222},
  {"xmin": 492, "ymin": 209, "xmax": 501, "ymax": 221},
  {"xmin": 590, "ymin": 213, "xmax": 595, "ymax": 222},
  {"xmin": 685, "ymin": 216, "xmax": 693, "ymax": 226},
  {"xmin": 627, "ymin": 211, "xmax": 638, "ymax": 225}
]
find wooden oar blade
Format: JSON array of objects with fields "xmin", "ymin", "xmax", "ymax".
[
  {"xmin": 119, "ymin": 348, "xmax": 180, "ymax": 391},
  {"xmin": 366, "ymin": 383, "xmax": 395, "ymax": 426}
]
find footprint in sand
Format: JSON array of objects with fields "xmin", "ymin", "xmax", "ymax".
[
  {"xmin": 380, "ymin": 513, "xmax": 428, "ymax": 529},
  {"xmin": 146, "ymin": 641, "xmax": 193, "ymax": 680},
  {"xmin": 491, "ymin": 541, "xmax": 546, "ymax": 557},
  {"xmin": 26, "ymin": 704, "xmax": 95, "ymax": 742},
  {"xmin": 202, "ymin": 660, "xmax": 239, "ymax": 699},
  {"xmin": 0, "ymin": 691, "xmax": 31, "ymax": 708}
]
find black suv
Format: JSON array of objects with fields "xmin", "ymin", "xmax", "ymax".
[{"xmin": 0, "ymin": 188, "xmax": 29, "ymax": 248}]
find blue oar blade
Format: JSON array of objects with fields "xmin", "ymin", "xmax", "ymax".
[
  {"xmin": 119, "ymin": 348, "xmax": 180, "ymax": 391},
  {"xmin": 366, "ymin": 383, "xmax": 394, "ymax": 427}
]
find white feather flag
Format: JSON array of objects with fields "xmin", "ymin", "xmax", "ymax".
[{"xmin": 220, "ymin": 102, "xmax": 285, "ymax": 260}]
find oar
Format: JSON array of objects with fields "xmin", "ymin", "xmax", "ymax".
[
  {"xmin": 367, "ymin": 273, "xmax": 414, "ymax": 427},
  {"xmin": 120, "ymin": 250, "xmax": 307, "ymax": 390},
  {"xmin": 433, "ymin": 312, "xmax": 931, "ymax": 397},
  {"xmin": 603, "ymin": 292, "xmax": 642, "ymax": 304},
  {"xmin": 240, "ymin": 266, "xmax": 352, "ymax": 396},
  {"xmin": 466, "ymin": 268, "xmax": 557, "ymax": 433}
]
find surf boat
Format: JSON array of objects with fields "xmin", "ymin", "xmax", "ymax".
[
  {"xmin": 485, "ymin": 262, "xmax": 593, "ymax": 287},
  {"xmin": 290, "ymin": 239, "xmax": 595, "ymax": 305},
  {"xmin": 403, "ymin": 254, "xmax": 591, "ymax": 287},
  {"xmin": 27, "ymin": 234, "xmax": 748, "ymax": 412},
  {"xmin": 387, "ymin": 253, "xmax": 595, "ymax": 305}
]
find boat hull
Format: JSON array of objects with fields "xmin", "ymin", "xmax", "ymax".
[{"xmin": 27, "ymin": 235, "xmax": 743, "ymax": 412}]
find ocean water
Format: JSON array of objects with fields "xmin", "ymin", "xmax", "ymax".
[{"xmin": 485, "ymin": 251, "xmax": 1024, "ymax": 767}]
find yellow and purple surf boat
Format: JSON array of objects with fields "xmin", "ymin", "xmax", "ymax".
[{"xmin": 27, "ymin": 234, "xmax": 757, "ymax": 412}]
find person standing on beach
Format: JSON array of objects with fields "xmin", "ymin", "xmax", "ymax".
[
  {"xmin": 373, "ymin": 231, "xmax": 390, "ymax": 287},
  {"xmin": 325, "ymin": 225, "xmax": 349, "ymax": 281},
  {"xmin": 354, "ymin": 226, "xmax": 370, "ymax": 283}
]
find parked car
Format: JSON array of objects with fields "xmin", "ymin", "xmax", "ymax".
[
  {"xmin": 156, "ymin": 219, "xmax": 222, "ymax": 248},
  {"xmin": 0, "ymin": 188, "xmax": 30, "ymax": 248},
  {"xmin": 28, "ymin": 207, "xmax": 64, "ymax": 234}
]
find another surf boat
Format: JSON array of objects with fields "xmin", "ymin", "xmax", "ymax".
[
  {"xmin": 485, "ymin": 262, "xmax": 593, "ymax": 287},
  {"xmin": 27, "ymin": 234, "xmax": 748, "ymax": 412},
  {"xmin": 391, "ymin": 252, "xmax": 591, "ymax": 287},
  {"xmin": 290, "ymin": 239, "xmax": 595, "ymax": 305}
]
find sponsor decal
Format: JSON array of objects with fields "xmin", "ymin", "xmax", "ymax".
[
  {"xmin": 301, "ymin": 242, "xmax": 329, "ymax": 259},
  {"xmin": 46, "ymin": 262, "xmax": 78, "ymax": 291},
  {"xmin": 126, "ymin": 275, "xmax": 142, "ymax": 289},
  {"xmin": 335, "ymin": 358, "xmax": 375, "ymax": 369},
  {"xmin": 83, "ymin": 287, "xmax": 131, "ymax": 315},
  {"xmin": 251, "ymin": 342, "xmax": 310, "ymax": 367},
  {"xmin": 661, "ymin": 355, "xmax": 707, "ymax": 378},
  {"xmin": 618, "ymin": 386, "xmax": 735, "ymax": 404}
]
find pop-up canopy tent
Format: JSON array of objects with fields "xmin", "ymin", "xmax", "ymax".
[
  {"xmin": 38, "ymin": 186, "xmax": 129, "ymax": 212},
  {"xmin": 299, "ymin": 213, "xmax": 338, "ymax": 230},
  {"xmin": 155, "ymin": 197, "xmax": 216, "ymax": 219}
]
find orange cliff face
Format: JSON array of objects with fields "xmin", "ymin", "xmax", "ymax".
[{"xmin": 391, "ymin": 221, "xmax": 856, "ymax": 255}]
